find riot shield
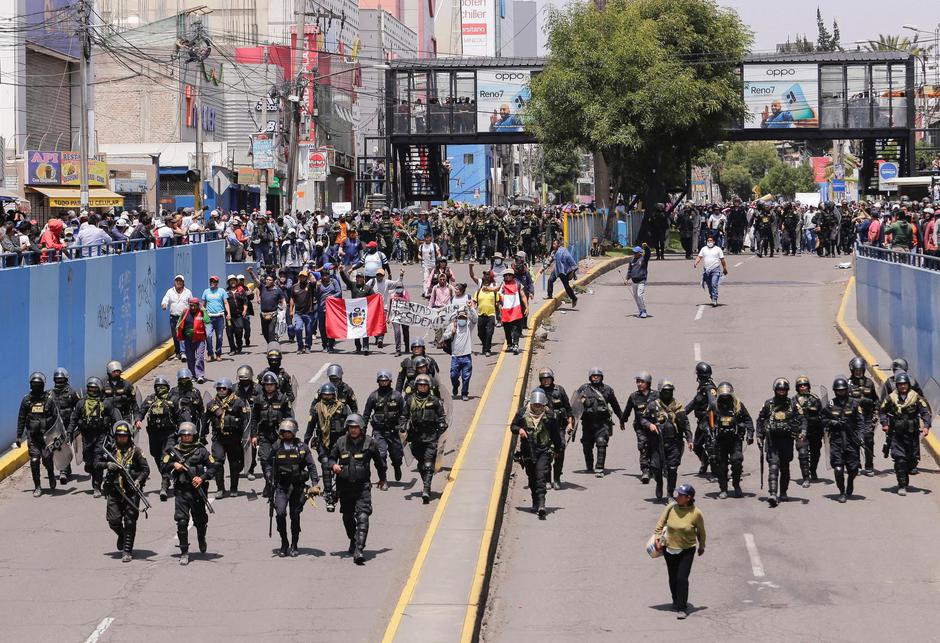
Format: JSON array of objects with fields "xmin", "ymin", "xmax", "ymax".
[
  {"xmin": 819, "ymin": 385, "xmax": 832, "ymax": 470},
  {"xmin": 71, "ymin": 431, "xmax": 84, "ymax": 466},
  {"xmin": 570, "ymin": 388, "xmax": 585, "ymax": 443},
  {"xmin": 433, "ymin": 386, "xmax": 453, "ymax": 473},
  {"xmin": 43, "ymin": 415, "xmax": 73, "ymax": 472},
  {"xmin": 242, "ymin": 420, "xmax": 253, "ymax": 471},
  {"xmin": 289, "ymin": 374, "xmax": 299, "ymax": 403}
]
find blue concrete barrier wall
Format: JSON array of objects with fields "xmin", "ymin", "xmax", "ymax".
[
  {"xmin": 0, "ymin": 241, "xmax": 225, "ymax": 448},
  {"xmin": 856, "ymin": 254, "xmax": 940, "ymax": 402}
]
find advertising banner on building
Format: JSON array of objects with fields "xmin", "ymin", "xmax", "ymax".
[
  {"xmin": 27, "ymin": 151, "xmax": 107, "ymax": 186},
  {"xmin": 462, "ymin": 0, "xmax": 496, "ymax": 56},
  {"xmin": 476, "ymin": 70, "xmax": 531, "ymax": 133},
  {"xmin": 61, "ymin": 152, "xmax": 107, "ymax": 186},
  {"xmin": 237, "ymin": 168, "xmax": 261, "ymax": 186},
  {"xmin": 251, "ymin": 133, "xmax": 275, "ymax": 169},
  {"xmin": 742, "ymin": 64, "xmax": 819, "ymax": 129},
  {"xmin": 308, "ymin": 148, "xmax": 329, "ymax": 181}
]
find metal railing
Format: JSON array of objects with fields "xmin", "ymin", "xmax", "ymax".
[
  {"xmin": 856, "ymin": 243, "xmax": 940, "ymax": 271},
  {"xmin": 0, "ymin": 230, "xmax": 222, "ymax": 269}
]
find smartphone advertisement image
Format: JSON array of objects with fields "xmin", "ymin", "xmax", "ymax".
[{"xmin": 743, "ymin": 63, "xmax": 819, "ymax": 129}]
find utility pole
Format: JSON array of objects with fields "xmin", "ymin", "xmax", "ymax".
[
  {"xmin": 285, "ymin": 0, "xmax": 307, "ymax": 216},
  {"xmin": 260, "ymin": 44, "xmax": 268, "ymax": 215},
  {"xmin": 194, "ymin": 59, "xmax": 204, "ymax": 209},
  {"xmin": 78, "ymin": 0, "xmax": 92, "ymax": 211}
]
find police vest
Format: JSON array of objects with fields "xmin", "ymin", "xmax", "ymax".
[
  {"xmin": 25, "ymin": 394, "xmax": 53, "ymax": 433},
  {"xmin": 316, "ymin": 402, "xmax": 347, "ymax": 448},
  {"xmin": 795, "ymin": 394, "xmax": 821, "ymax": 417},
  {"xmin": 257, "ymin": 397, "xmax": 287, "ymax": 435},
  {"xmin": 888, "ymin": 391, "xmax": 924, "ymax": 432},
  {"xmin": 716, "ymin": 399, "xmax": 743, "ymax": 435},
  {"xmin": 273, "ymin": 442, "xmax": 309, "ymax": 482},
  {"xmin": 827, "ymin": 400, "xmax": 857, "ymax": 431},
  {"xmin": 580, "ymin": 386, "xmax": 611, "ymax": 421},
  {"xmin": 210, "ymin": 394, "xmax": 244, "ymax": 438},
  {"xmin": 521, "ymin": 411, "xmax": 553, "ymax": 449},
  {"xmin": 334, "ymin": 435, "xmax": 375, "ymax": 484},
  {"xmin": 371, "ymin": 393, "xmax": 401, "ymax": 427},
  {"xmin": 849, "ymin": 378, "xmax": 876, "ymax": 415},
  {"xmin": 147, "ymin": 396, "xmax": 176, "ymax": 431},
  {"xmin": 409, "ymin": 396, "xmax": 441, "ymax": 434},
  {"xmin": 766, "ymin": 402, "xmax": 796, "ymax": 434},
  {"xmin": 650, "ymin": 400, "xmax": 683, "ymax": 439}
]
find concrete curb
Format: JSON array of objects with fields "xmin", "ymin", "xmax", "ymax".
[
  {"xmin": 0, "ymin": 338, "xmax": 175, "ymax": 485},
  {"xmin": 834, "ymin": 277, "xmax": 940, "ymax": 465},
  {"xmin": 460, "ymin": 255, "xmax": 631, "ymax": 642}
]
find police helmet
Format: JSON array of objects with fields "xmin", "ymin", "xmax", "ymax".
[
  {"xmin": 154, "ymin": 376, "xmax": 170, "ymax": 390},
  {"xmin": 86, "ymin": 377, "xmax": 103, "ymax": 395},
  {"xmin": 53, "ymin": 367, "xmax": 69, "ymax": 383},
  {"xmin": 832, "ymin": 377, "xmax": 849, "ymax": 392},
  {"xmin": 345, "ymin": 414, "xmax": 364, "ymax": 429},
  {"xmin": 414, "ymin": 356, "xmax": 430, "ymax": 371},
  {"xmin": 237, "ymin": 365, "xmax": 254, "ymax": 382},
  {"xmin": 894, "ymin": 372, "xmax": 911, "ymax": 386},
  {"xmin": 716, "ymin": 381, "xmax": 734, "ymax": 398},
  {"xmin": 113, "ymin": 421, "xmax": 133, "ymax": 439},
  {"xmin": 410, "ymin": 337, "xmax": 426, "ymax": 350},
  {"xmin": 891, "ymin": 358, "xmax": 909, "ymax": 373},
  {"xmin": 261, "ymin": 371, "xmax": 279, "ymax": 386},
  {"xmin": 849, "ymin": 357, "xmax": 866, "ymax": 375},
  {"xmin": 178, "ymin": 422, "xmax": 198, "ymax": 437},
  {"xmin": 327, "ymin": 364, "xmax": 344, "ymax": 379},
  {"xmin": 659, "ymin": 379, "xmax": 675, "ymax": 392},
  {"xmin": 29, "ymin": 371, "xmax": 46, "ymax": 386},
  {"xmin": 635, "ymin": 371, "xmax": 652, "ymax": 385},
  {"xmin": 266, "ymin": 348, "xmax": 282, "ymax": 363},
  {"xmin": 695, "ymin": 362, "xmax": 712, "ymax": 379},
  {"xmin": 415, "ymin": 375, "xmax": 432, "ymax": 387},
  {"xmin": 107, "ymin": 360, "xmax": 123, "ymax": 374},
  {"xmin": 216, "ymin": 378, "xmax": 233, "ymax": 391},
  {"xmin": 588, "ymin": 367, "xmax": 604, "ymax": 379},
  {"xmin": 795, "ymin": 375, "xmax": 811, "ymax": 390},
  {"xmin": 377, "ymin": 370, "xmax": 393, "ymax": 383},
  {"xmin": 176, "ymin": 368, "xmax": 193, "ymax": 382},
  {"xmin": 278, "ymin": 418, "xmax": 299, "ymax": 435},
  {"xmin": 319, "ymin": 382, "xmax": 337, "ymax": 396},
  {"xmin": 529, "ymin": 389, "xmax": 549, "ymax": 407},
  {"xmin": 538, "ymin": 368, "xmax": 555, "ymax": 381},
  {"xmin": 773, "ymin": 378, "xmax": 790, "ymax": 393}
]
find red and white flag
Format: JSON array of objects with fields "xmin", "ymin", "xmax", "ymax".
[{"xmin": 325, "ymin": 294, "xmax": 387, "ymax": 339}]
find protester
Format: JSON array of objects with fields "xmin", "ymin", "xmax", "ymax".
[
  {"xmin": 176, "ymin": 297, "xmax": 208, "ymax": 383},
  {"xmin": 290, "ymin": 270, "xmax": 317, "ymax": 354},
  {"xmin": 469, "ymin": 263, "xmax": 499, "ymax": 356},
  {"xmin": 693, "ymin": 234, "xmax": 728, "ymax": 307},
  {"xmin": 388, "ymin": 283, "xmax": 411, "ymax": 356},
  {"xmin": 442, "ymin": 304, "xmax": 478, "ymax": 401},
  {"xmin": 161, "ymin": 275, "xmax": 192, "ymax": 360},
  {"xmin": 653, "ymin": 483, "xmax": 706, "ymax": 620},
  {"xmin": 626, "ymin": 243, "xmax": 652, "ymax": 318},
  {"xmin": 545, "ymin": 239, "xmax": 578, "ymax": 306},
  {"xmin": 248, "ymin": 266, "xmax": 286, "ymax": 344},
  {"xmin": 201, "ymin": 276, "xmax": 230, "ymax": 361},
  {"xmin": 498, "ymin": 269, "xmax": 527, "ymax": 355}
]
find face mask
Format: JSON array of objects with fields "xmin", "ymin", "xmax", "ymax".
[
  {"xmin": 707, "ymin": 241, "xmax": 715, "ymax": 248},
  {"xmin": 457, "ymin": 319, "xmax": 468, "ymax": 328}
]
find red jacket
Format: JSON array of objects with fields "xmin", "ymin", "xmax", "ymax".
[
  {"xmin": 39, "ymin": 219, "xmax": 66, "ymax": 261},
  {"xmin": 175, "ymin": 306, "xmax": 208, "ymax": 342}
]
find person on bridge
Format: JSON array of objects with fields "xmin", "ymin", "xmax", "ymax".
[
  {"xmin": 103, "ymin": 361, "xmax": 140, "ymax": 426},
  {"xmin": 711, "ymin": 382, "xmax": 753, "ymax": 499},
  {"xmin": 251, "ymin": 372, "xmax": 294, "ymax": 499},
  {"xmin": 511, "ymin": 389, "xmax": 564, "ymax": 519},
  {"xmin": 50, "ymin": 367, "xmax": 80, "ymax": 484},
  {"xmin": 685, "ymin": 362, "xmax": 718, "ymax": 479},
  {"xmin": 642, "ymin": 379, "xmax": 693, "ymax": 502},
  {"xmin": 16, "ymin": 372, "xmax": 59, "ymax": 497},
  {"xmin": 363, "ymin": 370, "xmax": 407, "ymax": 482},
  {"xmin": 653, "ymin": 483, "xmax": 705, "ymax": 620},
  {"xmin": 848, "ymin": 357, "xmax": 880, "ymax": 477},
  {"xmin": 206, "ymin": 379, "xmax": 250, "ymax": 499},
  {"xmin": 622, "ymin": 371, "xmax": 658, "ymax": 484},
  {"xmin": 404, "ymin": 374, "xmax": 448, "ymax": 504},
  {"xmin": 268, "ymin": 419, "xmax": 320, "ymax": 558},
  {"xmin": 793, "ymin": 376, "xmax": 824, "ymax": 485},
  {"xmin": 822, "ymin": 378, "xmax": 864, "ymax": 503},
  {"xmin": 70, "ymin": 377, "xmax": 121, "ymax": 498},
  {"xmin": 329, "ymin": 414, "xmax": 388, "ymax": 565},
  {"xmin": 879, "ymin": 372, "xmax": 932, "ymax": 496},
  {"xmin": 162, "ymin": 422, "xmax": 216, "ymax": 566},
  {"xmin": 138, "ymin": 377, "xmax": 181, "ymax": 502},
  {"xmin": 756, "ymin": 379, "xmax": 806, "ymax": 508},
  {"xmin": 536, "ymin": 368, "xmax": 573, "ymax": 490},
  {"xmin": 693, "ymin": 234, "xmax": 728, "ymax": 307},
  {"xmin": 97, "ymin": 421, "xmax": 149, "ymax": 563},
  {"xmin": 574, "ymin": 368, "xmax": 625, "ymax": 478},
  {"xmin": 305, "ymin": 382, "xmax": 352, "ymax": 513}
]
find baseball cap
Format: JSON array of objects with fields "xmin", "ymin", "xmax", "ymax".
[
  {"xmin": 209, "ymin": 275, "xmax": 219, "ymax": 282},
  {"xmin": 174, "ymin": 274, "xmax": 185, "ymax": 282},
  {"xmin": 633, "ymin": 246, "xmax": 643, "ymax": 253}
]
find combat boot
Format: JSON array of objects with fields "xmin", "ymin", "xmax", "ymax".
[
  {"xmin": 290, "ymin": 522, "xmax": 301, "ymax": 557},
  {"xmin": 732, "ymin": 482, "xmax": 743, "ymax": 498},
  {"xmin": 353, "ymin": 514, "xmax": 369, "ymax": 565},
  {"xmin": 393, "ymin": 463, "xmax": 402, "ymax": 482},
  {"xmin": 197, "ymin": 526, "xmax": 208, "ymax": 554},
  {"xmin": 159, "ymin": 478, "xmax": 169, "ymax": 502}
]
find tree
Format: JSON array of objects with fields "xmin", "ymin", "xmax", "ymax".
[
  {"xmin": 526, "ymin": 0, "xmax": 751, "ymax": 210},
  {"xmin": 759, "ymin": 163, "xmax": 816, "ymax": 199},
  {"xmin": 539, "ymin": 146, "xmax": 583, "ymax": 203},
  {"xmin": 719, "ymin": 164, "xmax": 753, "ymax": 200},
  {"xmin": 864, "ymin": 33, "xmax": 932, "ymax": 58},
  {"xmin": 815, "ymin": 8, "xmax": 841, "ymax": 52}
]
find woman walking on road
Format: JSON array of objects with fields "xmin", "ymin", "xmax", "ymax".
[{"xmin": 653, "ymin": 483, "xmax": 706, "ymax": 620}]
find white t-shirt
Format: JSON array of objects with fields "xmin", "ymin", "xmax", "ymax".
[
  {"xmin": 698, "ymin": 244, "xmax": 724, "ymax": 272},
  {"xmin": 362, "ymin": 250, "xmax": 387, "ymax": 277},
  {"xmin": 419, "ymin": 242, "xmax": 438, "ymax": 269}
]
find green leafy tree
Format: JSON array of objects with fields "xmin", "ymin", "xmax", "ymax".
[
  {"xmin": 719, "ymin": 163, "xmax": 753, "ymax": 199},
  {"xmin": 815, "ymin": 8, "xmax": 841, "ymax": 52},
  {"xmin": 864, "ymin": 33, "xmax": 932, "ymax": 58},
  {"xmin": 526, "ymin": 0, "xmax": 751, "ymax": 210},
  {"xmin": 539, "ymin": 146, "xmax": 583, "ymax": 203},
  {"xmin": 759, "ymin": 163, "xmax": 816, "ymax": 199}
]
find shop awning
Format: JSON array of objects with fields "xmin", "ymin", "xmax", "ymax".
[{"xmin": 31, "ymin": 186, "xmax": 125, "ymax": 208}]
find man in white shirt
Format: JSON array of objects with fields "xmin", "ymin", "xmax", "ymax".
[
  {"xmin": 161, "ymin": 275, "xmax": 193, "ymax": 360},
  {"xmin": 442, "ymin": 304, "xmax": 478, "ymax": 401},
  {"xmin": 693, "ymin": 233, "xmax": 728, "ymax": 307}
]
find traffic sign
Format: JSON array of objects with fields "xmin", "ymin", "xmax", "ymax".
[
  {"xmin": 832, "ymin": 179, "xmax": 846, "ymax": 192},
  {"xmin": 878, "ymin": 161, "xmax": 898, "ymax": 191}
]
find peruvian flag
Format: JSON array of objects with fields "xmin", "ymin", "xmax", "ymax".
[{"xmin": 325, "ymin": 294, "xmax": 387, "ymax": 339}]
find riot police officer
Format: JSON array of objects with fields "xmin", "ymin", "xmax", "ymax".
[
  {"xmin": 304, "ymin": 382, "xmax": 352, "ymax": 512},
  {"xmin": 251, "ymin": 372, "xmax": 294, "ymax": 498},
  {"xmin": 50, "ymin": 367, "xmax": 80, "ymax": 484},
  {"xmin": 848, "ymin": 357, "xmax": 879, "ymax": 476},
  {"xmin": 536, "ymin": 368, "xmax": 573, "ymax": 490},
  {"xmin": 756, "ymin": 379, "xmax": 806, "ymax": 507},
  {"xmin": 879, "ymin": 372, "xmax": 932, "ymax": 496},
  {"xmin": 162, "ymin": 422, "xmax": 216, "ymax": 566},
  {"xmin": 641, "ymin": 379, "xmax": 693, "ymax": 502},
  {"xmin": 363, "ymin": 370, "xmax": 407, "ymax": 481},
  {"xmin": 404, "ymin": 375, "xmax": 448, "ymax": 503},
  {"xmin": 574, "ymin": 368, "xmax": 624, "ymax": 478},
  {"xmin": 103, "ymin": 360, "xmax": 140, "ymax": 424},
  {"xmin": 97, "ymin": 421, "xmax": 149, "ymax": 562},
  {"xmin": 329, "ymin": 414, "xmax": 388, "ymax": 564},
  {"xmin": 259, "ymin": 347, "xmax": 296, "ymax": 403},
  {"xmin": 396, "ymin": 337, "xmax": 440, "ymax": 391},
  {"xmin": 685, "ymin": 362, "xmax": 717, "ymax": 478},
  {"xmin": 793, "ymin": 376, "xmax": 824, "ymax": 484},
  {"xmin": 16, "ymin": 373, "xmax": 59, "ymax": 497},
  {"xmin": 235, "ymin": 365, "xmax": 263, "ymax": 480},
  {"xmin": 268, "ymin": 419, "xmax": 320, "ymax": 557},
  {"xmin": 511, "ymin": 389, "xmax": 563, "ymax": 518},
  {"xmin": 712, "ymin": 382, "xmax": 753, "ymax": 499},
  {"xmin": 170, "ymin": 369, "xmax": 206, "ymax": 440},
  {"xmin": 326, "ymin": 363, "xmax": 358, "ymax": 412},
  {"xmin": 70, "ymin": 377, "xmax": 121, "ymax": 497},
  {"xmin": 399, "ymin": 356, "xmax": 442, "ymax": 398},
  {"xmin": 206, "ymin": 378, "xmax": 251, "ymax": 499},
  {"xmin": 822, "ymin": 378, "xmax": 864, "ymax": 503},
  {"xmin": 139, "ymin": 377, "xmax": 181, "ymax": 501},
  {"xmin": 622, "ymin": 371, "xmax": 658, "ymax": 484}
]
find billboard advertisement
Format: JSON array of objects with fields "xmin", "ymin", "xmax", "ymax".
[
  {"xmin": 251, "ymin": 133, "xmax": 275, "ymax": 170},
  {"xmin": 27, "ymin": 151, "xmax": 107, "ymax": 186},
  {"xmin": 743, "ymin": 64, "xmax": 819, "ymax": 129},
  {"xmin": 462, "ymin": 0, "xmax": 496, "ymax": 57},
  {"xmin": 476, "ymin": 70, "xmax": 532, "ymax": 133},
  {"xmin": 25, "ymin": 0, "xmax": 79, "ymax": 58}
]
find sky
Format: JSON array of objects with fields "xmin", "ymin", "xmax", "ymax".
[{"xmin": 536, "ymin": 0, "xmax": 939, "ymax": 55}]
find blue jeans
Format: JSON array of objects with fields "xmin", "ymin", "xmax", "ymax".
[
  {"xmin": 703, "ymin": 268, "xmax": 721, "ymax": 302},
  {"xmin": 208, "ymin": 315, "xmax": 225, "ymax": 357},
  {"xmin": 803, "ymin": 229, "xmax": 816, "ymax": 253},
  {"xmin": 450, "ymin": 355, "xmax": 473, "ymax": 396},
  {"xmin": 294, "ymin": 313, "xmax": 315, "ymax": 350}
]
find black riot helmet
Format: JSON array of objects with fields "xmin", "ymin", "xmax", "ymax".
[
  {"xmin": 327, "ymin": 363, "xmax": 344, "ymax": 382},
  {"xmin": 588, "ymin": 367, "xmax": 604, "ymax": 384},
  {"xmin": 237, "ymin": 365, "xmax": 254, "ymax": 383},
  {"xmin": 849, "ymin": 357, "xmax": 866, "ymax": 378},
  {"xmin": 716, "ymin": 381, "xmax": 734, "ymax": 406},
  {"xmin": 894, "ymin": 372, "xmax": 911, "ymax": 391},
  {"xmin": 695, "ymin": 362, "xmax": 712, "ymax": 381},
  {"xmin": 319, "ymin": 382, "xmax": 337, "ymax": 399},
  {"xmin": 261, "ymin": 371, "xmax": 279, "ymax": 391},
  {"xmin": 176, "ymin": 368, "xmax": 193, "ymax": 391},
  {"xmin": 413, "ymin": 356, "xmax": 430, "ymax": 374},
  {"xmin": 113, "ymin": 421, "xmax": 133, "ymax": 445},
  {"xmin": 377, "ymin": 370, "xmax": 393, "ymax": 386},
  {"xmin": 795, "ymin": 376, "xmax": 811, "ymax": 393},
  {"xmin": 86, "ymin": 377, "xmax": 103, "ymax": 397},
  {"xmin": 267, "ymin": 348, "xmax": 282, "ymax": 369},
  {"xmin": 891, "ymin": 357, "xmax": 909, "ymax": 373},
  {"xmin": 278, "ymin": 418, "xmax": 298, "ymax": 437},
  {"xmin": 154, "ymin": 377, "xmax": 170, "ymax": 396},
  {"xmin": 29, "ymin": 372, "xmax": 46, "ymax": 395},
  {"xmin": 53, "ymin": 367, "xmax": 69, "ymax": 386},
  {"xmin": 538, "ymin": 368, "xmax": 555, "ymax": 384},
  {"xmin": 410, "ymin": 337, "xmax": 426, "ymax": 355},
  {"xmin": 832, "ymin": 377, "xmax": 849, "ymax": 396},
  {"xmin": 658, "ymin": 379, "xmax": 675, "ymax": 403},
  {"xmin": 773, "ymin": 378, "xmax": 790, "ymax": 396}
]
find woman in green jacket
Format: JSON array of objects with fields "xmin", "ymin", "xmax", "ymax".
[{"xmin": 653, "ymin": 483, "xmax": 706, "ymax": 619}]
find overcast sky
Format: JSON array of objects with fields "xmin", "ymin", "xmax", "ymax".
[{"xmin": 536, "ymin": 1, "xmax": 939, "ymax": 54}]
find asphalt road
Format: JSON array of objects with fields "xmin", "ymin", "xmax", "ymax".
[
  {"xmin": 0, "ymin": 263, "xmax": 498, "ymax": 643},
  {"xmin": 482, "ymin": 253, "xmax": 940, "ymax": 642}
]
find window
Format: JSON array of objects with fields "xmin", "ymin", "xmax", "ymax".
[
  {"xmin": 820, "ymin": 65, "xmax": 845, "ymax": 129},
  {"xmin": 463, "ymin": 153, "xmax": 474, "ymax": 165},
  {"xmin": 890, "ymin": 64, "xmax": 907, "ymax": 127},
  {"xmin": 872, "ymin": 64, "xmax": 890, "ymax": 127},
  {"xmin": 846, "ymin": 65, "xmax": 870, "ymax": 128}
]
